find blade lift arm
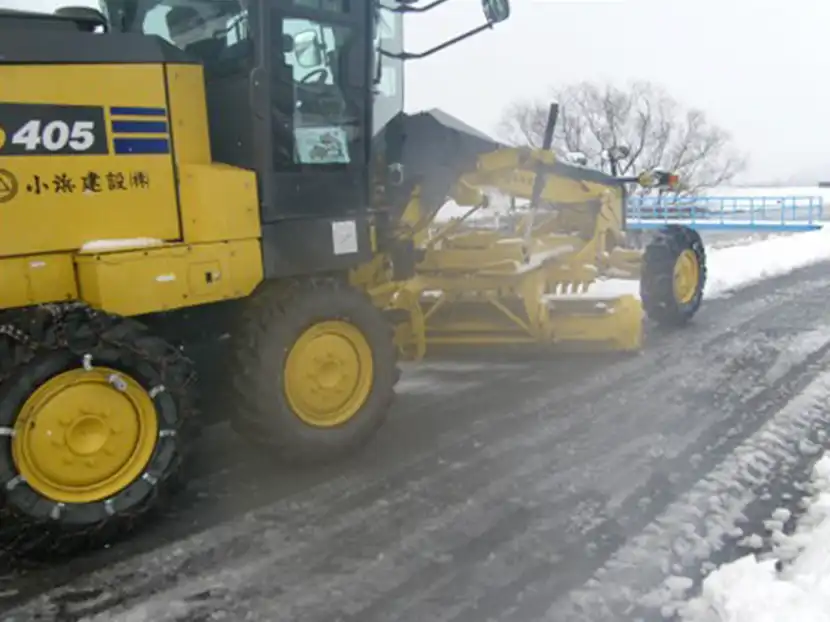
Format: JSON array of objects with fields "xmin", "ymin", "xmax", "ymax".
[{"xmin": 405, "ymin": 105, "xmax": 682, "ymax": 241}]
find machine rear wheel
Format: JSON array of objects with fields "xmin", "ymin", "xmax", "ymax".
[
  {"xmin": 227, "ymin": 277, "xmax": 398, "ymax": 464},
  {"xmin": 0, "ymin": 306, "xmax": 195, "ymax": 558},
  {"xmin": 640, "ymin": 225, "xmax": 707, "ymax": 326}
]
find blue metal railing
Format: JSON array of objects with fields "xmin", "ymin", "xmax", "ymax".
[{"xmin": 625, "ymin": 194, "xmax": 825, "ymax": 231}]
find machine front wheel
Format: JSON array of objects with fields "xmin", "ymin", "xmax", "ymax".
[
  {"xmin": 640, "ymin": 225, "xmax": 707, "ymax": 326},
  {"xmin": 227, "ymin": 277, "xmax": 398, "ymax": 464}
]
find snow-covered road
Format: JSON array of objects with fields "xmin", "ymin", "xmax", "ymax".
[{"xmin": 4, "ymin": 225, "xmax": 830, "ymax": 621}]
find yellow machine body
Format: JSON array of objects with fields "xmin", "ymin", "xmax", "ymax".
[
  {"xmin": 356, "ymin": 147, "xmax": 654, "ymax": 360},
  {"xmin": 0, "ymin": 63, "xmax": 262, "ymax": 315},
  {"xmin": 0, "ymin": 63, "xmax": 696, "ymax": 358}
]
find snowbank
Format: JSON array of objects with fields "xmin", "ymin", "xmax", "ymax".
[
  {"xmin": 80, "ymin": 238, "xmax": 164, "ymax": 252},
  {"xmin": 704, "ymin": 227, "xmax": 830, "ymax": 295},
  {"xmin": 681, "ymin": 455, "xmax": 830, "ymax": 622}
]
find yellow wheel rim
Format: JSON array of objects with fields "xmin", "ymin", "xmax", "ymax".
[
  {"xmin": 11, "ymin": 367, "xmax": 159, "ymax": 505},
  {"xmin": 284, "ymin": 321, "xmax": 374, "ymax": 428},
  {"xmin": 673, "ymin": 248, "xmax": 701, "ymax": 305}
]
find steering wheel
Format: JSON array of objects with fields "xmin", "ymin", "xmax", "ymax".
[{"xmin": 299, "ymin": 68, "xmax": 328, "ymax": 85}]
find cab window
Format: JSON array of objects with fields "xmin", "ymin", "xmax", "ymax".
[
  {"xmin": 140, "ymin": 0, "xmax": 250, "ymax": 60},
  {"xmin": 279, "ymin": 16, "xmax": 357, "ymax": 166},
  {"xmin": 283, "ymin": 18, "xmax": 338, "ymax": 85}
]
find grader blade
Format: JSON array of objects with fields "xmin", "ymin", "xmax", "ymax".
[
  {"xmin": 420, "ymin": 293, "xmax": 643, "ymax": 352},
  {"xmin": 541, "ymin": 294, "xmax": 643, "ymax": 352}
]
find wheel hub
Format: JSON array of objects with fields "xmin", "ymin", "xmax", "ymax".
[
  {"xmin": 11, "ymin": 367, "xmax": 159, "ymax": 504},
  {"xmin": 673, "ymin": 249, "xmax": 700, "ymax": 305},
  {"xmin": 285, "ymin": 321, "xmax": 374, "ymax": 428},
  {"xmin": 66, "ymin": 414, "xmax": 110, "ymax": 456}
]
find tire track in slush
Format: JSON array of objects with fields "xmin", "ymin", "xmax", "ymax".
[
  {"xmin": 318, "ymin": 321, "xmax": 830, "ymax": 622},
  {"xmin": 550, "ymin": 358, "xmax": 830, "ymax": 621},
  {"xmin": 497, "ymin": 289, "xmax": 830, "ymax": 619},
  {"xmin": 339, "ymin": 342, "xmax": 793, "ymax": 622},
  {"xmin": 4, "ymin": 266, "xmax": 830, "ymax": 620},
  {"xmin": 466, "ymin": 330, "xmax": 830, "ymax": 622}
]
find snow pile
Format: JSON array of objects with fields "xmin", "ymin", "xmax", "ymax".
[
  {"xmin": 681, "ymin": 455, "xmax": 830, "ymax": 622},
  {"xmin": 588, "ymin": 225, "xmax": 830, "ymax": 300},
  {"xmin": 80, "ymin": 238, "xmax": 164, "ymax": 252}
]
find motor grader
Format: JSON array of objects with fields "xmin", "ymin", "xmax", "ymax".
[
  {"xmin": 0, "ymin": 0, "xmax": 705, "ymax": 560},
  {"xmin": 0, "ymin": 0, "xmax": 514, "ymax": 557},
  {"xmin": 351, "ymin": 106, "xmax": 707, "ymax": 361}
]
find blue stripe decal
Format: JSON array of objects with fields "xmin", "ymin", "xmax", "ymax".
[
  {"xmin": 111, "ymin": 120, "xmax": 168, "ymax": 134},
  {"xmin": 113, "ymin": 138, "xmax": 170, "ymax": 155},
  {"xmin": 109, "ymin": 106, "xmax": 167, "ymax": 117}
]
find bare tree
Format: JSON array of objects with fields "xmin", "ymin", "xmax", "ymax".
[{"xmin": 497, "ymin": 79, "xmax": 747, "ymax": 192}]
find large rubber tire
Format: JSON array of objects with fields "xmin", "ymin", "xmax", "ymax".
[
  {"xmin": 227, "ymin": 277, "xmax": 398, "ymax": 464},
  {"xmin": 640, "ymin": 225, "xmax": 707, "ymax": 327},
  {"xmin": 0, "ymin": 305, "xmax": 196, "ymax": 559}
]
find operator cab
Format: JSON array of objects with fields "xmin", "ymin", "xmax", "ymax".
[
  {"xmin": 10, "ymin": 0, "xmax": 505, "ymax": 234},
  {"xmin": 93, "ymin": 0, "xmax": 507, "ymax": 222}
]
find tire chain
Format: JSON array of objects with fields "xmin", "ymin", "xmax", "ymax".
[
  {"xmin": 0, "ymin": 302, "xmax": 196, "ymax": 391},
  {"xmin": 0, "ymin": 302, "xmax": 198, "ymax": 565}
]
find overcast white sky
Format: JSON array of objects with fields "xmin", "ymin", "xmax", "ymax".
[{"xmin": 10, "ymin": 0, "xmax": 830, "ymax": 183}]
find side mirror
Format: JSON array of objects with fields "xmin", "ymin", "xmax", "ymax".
[
  {"xmin": 482, "ymin": 0, "xmax": 510, "ymax": 24},
  {"xmin": 635, "ymin": 169, "xmax": 680, "ymax": 190},
  {"xmin": 382, "ymin": 0, "xmax": 511, "ymax": 60},
  {"xmin": 293, "ymin": 30, "xmax": 323, "ymax": 67}
]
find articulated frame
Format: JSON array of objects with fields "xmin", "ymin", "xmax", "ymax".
[{"xmin": 354, "ymin": 145, "xmax": 661, "ymax": 360}]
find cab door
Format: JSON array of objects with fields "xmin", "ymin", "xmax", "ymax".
[{"xmin": 258, "ymin": 0, "xmax": 372, "ymax": 223}]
